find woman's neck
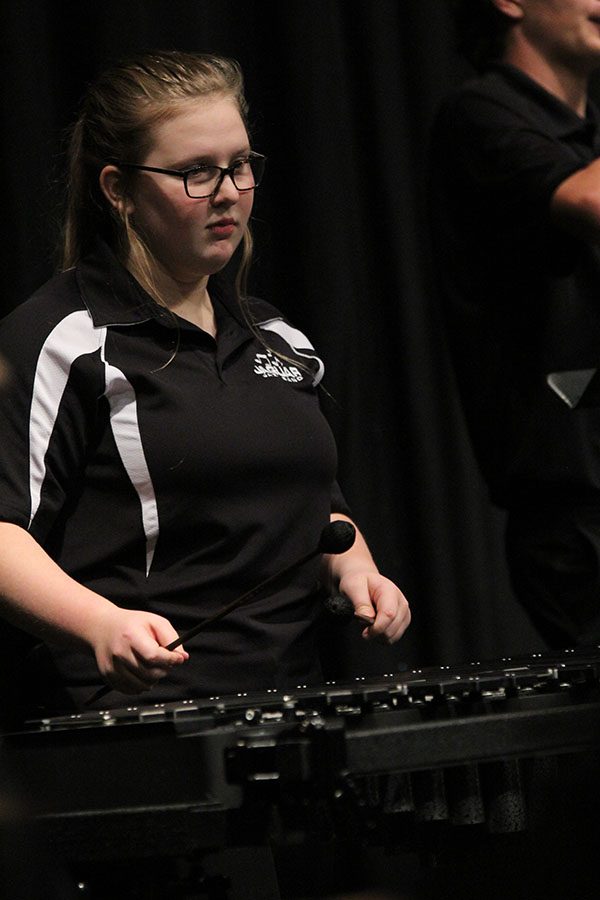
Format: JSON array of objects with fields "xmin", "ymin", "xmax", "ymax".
[
  {"xmin": 127, "ymin": 252, "xmax": 217, "ymax": 336},
  {"xmin": 163, "ymin": 282, "xmax": 216, "ymax": 335}
]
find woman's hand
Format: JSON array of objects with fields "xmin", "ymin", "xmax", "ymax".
[
  {"xmin": 324, "ymin": 514, "xmax": 411, "ymax": 644},
  {"xmin": 90, "ymin": 607, "xmax": 189, "ymax": 694},
  {"xmin": 337, "ymin": 570, "xmax": 410, "ymax": 643}
]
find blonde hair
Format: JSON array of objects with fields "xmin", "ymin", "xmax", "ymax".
[{"xmin": 60, "ymin": 50, "xmax": 253, "ymax": 299}]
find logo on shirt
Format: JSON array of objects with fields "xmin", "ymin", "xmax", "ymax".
[{"xmin": 253, "ymin": 350, "xmax": 303, "ymax": 382}]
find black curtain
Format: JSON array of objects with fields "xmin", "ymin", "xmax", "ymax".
[{"xmin": 1, "ymin": 0, "xmax": 547, "ymax": 676}]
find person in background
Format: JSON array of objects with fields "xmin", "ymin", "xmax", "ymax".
[
  {"xmin": 0, "ymin": 51, "xmax": 410, "ymax": 713},
  {"xmin": 430, "ymin": 0, "xmax": 600, "ymax": 648}
]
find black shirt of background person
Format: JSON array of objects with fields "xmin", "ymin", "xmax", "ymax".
[{"xmin": 430, "ymin": 62, "xmax": 600, "ymax": 509}]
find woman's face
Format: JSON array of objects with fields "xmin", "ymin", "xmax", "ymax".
[{"xmin": 125, "ymin": 95, "xmax": 255, "ymax": 284}]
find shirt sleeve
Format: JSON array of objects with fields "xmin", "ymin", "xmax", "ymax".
[
  {"xmin": 330, "ymin": 479, "xmax": 351, "ymax": 517},
  {"xmin": 431, "ymin": 88, "xmax": 592, "ymax": 273},
  {"xmin": 439, "ymin": 89, "xmax": 586, "ymax": 214},
  {"xmin": 0, "ymin": 298, "xmax": 103, "ymax": 543}
]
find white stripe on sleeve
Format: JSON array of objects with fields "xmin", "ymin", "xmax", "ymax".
[
  {"xmin": 258, "ymin": 318, "xmax": 324, "ymax": 387},
  {"xmin": 29, "ymin": 311, "xmax": 104, "ymax": 526},
  {"xmin": 29, "ymin": 310, "xmax": 159, "ymax": 576}
]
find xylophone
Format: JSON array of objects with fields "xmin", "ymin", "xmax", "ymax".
[{"xmin": 2, "ymin": 646, "xmax": 600, "ymax": 866}]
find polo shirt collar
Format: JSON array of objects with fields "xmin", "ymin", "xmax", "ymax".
[
  {"xmin": 76, "ymin": 237, "xmax": 250, "ymax": 336},
  {"xmin": 488, "ymin": 62, "xmax": 599, "ymax": 142},
  {"xmin": 76, "ymin": 238, "xmax": 163, "ymax": 327}
]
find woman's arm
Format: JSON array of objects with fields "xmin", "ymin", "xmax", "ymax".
[
  {"xmin": 322, "ymin": 513, "xmax": 410, "ymax": 643},
  {"xmin": 0, "ymin": 522, "xmax": 187, "ymax": 694}
]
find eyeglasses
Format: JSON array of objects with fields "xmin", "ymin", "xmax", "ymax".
[{"xmin": 111, "ymin": 152, "xmax": 266, "ymax": 199}]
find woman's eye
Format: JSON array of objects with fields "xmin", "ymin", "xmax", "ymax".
[{"xmin": 187, "ymin": 167, "xmax": 216, "ymax": 184}]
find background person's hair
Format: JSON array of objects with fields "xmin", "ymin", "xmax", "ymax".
[
  {"xmin": 60, "ymin": 50, "xmax": 253, "ymax": 300},
  {"xmin": 451, "ymin": 0, "xmax": 512, "ymax": 71}
]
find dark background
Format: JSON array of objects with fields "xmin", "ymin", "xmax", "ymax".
[{"xmin": 0, "ymin": 0, "xmax": 550, "ymax": 675}]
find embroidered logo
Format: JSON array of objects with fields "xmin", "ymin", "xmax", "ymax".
[{"xmin": 253, "ymin": 350, "xmax": 303, "ymax": 382}]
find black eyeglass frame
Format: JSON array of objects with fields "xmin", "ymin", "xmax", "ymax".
[{"xmin": 108, "ymin": 151, "xmax": 266, "ymax": 199}]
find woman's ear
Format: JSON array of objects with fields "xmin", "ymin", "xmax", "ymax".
[{"xmin": 99, "ymin": 165, "xmax": 134, "ymax": 214}]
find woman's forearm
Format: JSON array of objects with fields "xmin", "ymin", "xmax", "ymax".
[
  {"xmin": 322, "ymin": 513, "xmax": 411, "ymax": 644},
  {"xmin": 0, "ymin": 522, "xmax": 188, "ymax": 693},
  {"xmin": 323, "ymin": 513, "xmax": 379, "ymax": 588},
  {"xmin": 0, "ymin": 521, "xmax": 119, "ymax": 647}
]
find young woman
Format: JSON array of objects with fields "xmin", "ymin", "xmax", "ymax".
[{"xmin": 0, "ymin": 51, "xmax": 410, "ymax": 711}]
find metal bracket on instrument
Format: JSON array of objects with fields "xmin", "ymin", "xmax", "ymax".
[{"xmin": 224, "ymin": 717, "xmax": 347, "ymax": 789}]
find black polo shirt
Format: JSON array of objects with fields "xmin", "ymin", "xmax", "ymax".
[
  {"xmin": 0, "ymin": 240, "xmax": 349, "ymax": 707},
  {"xmin": 430, "ymin": 63, "xmax": 600, "ymax": 507}
]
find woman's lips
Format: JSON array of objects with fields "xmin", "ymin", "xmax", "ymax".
[{"xmin": 208, "ymin": 219, "xmax": 236, "ymax": 237}]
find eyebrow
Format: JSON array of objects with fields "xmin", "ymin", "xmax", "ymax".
[{"xmin": 169, "ymin": 148, "xmax": 253, "ymax": 170}]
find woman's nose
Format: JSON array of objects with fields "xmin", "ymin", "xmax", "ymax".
[{"xmin": 210, "ymin": 171, "xmax": 240, "ymax": 204}]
